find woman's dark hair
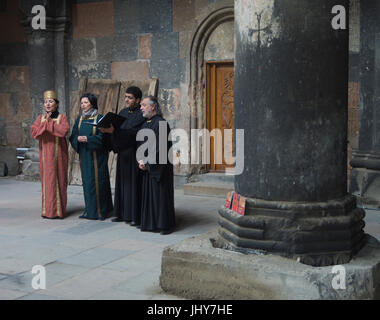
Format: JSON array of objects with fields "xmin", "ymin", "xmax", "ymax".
[
  {"xmin": 126, "ymin": 86, "xmax": 142, "ymax": 100},
  {"xmin": 54, "ymin": 99, "xmax": 59, "ymax": 105},
  {"xmin": 80, "ymin": 93, "xmax": 98, "ymax": 109}
]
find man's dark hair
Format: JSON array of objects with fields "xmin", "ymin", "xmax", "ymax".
[
  {"xmin": 80, "ymin": 93, "xmax": 98, "ymax": 109},
  {"xmin": 126, "ymin": 86, "xmax": 142, "ymax": 100}
]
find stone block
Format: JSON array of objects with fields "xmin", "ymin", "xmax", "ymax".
[
  {"xmin": 8, "ymin": 66, "xmax": 30, "ymax": 93},
  {"xmin": 160, "ymin": 231, "xmax": 380, "ymax": 300},
  {"xmin": 179, "ymin": 31, "xmax": 193, "ymax": 59},
  {"xmin": 0, "ymin": 146, "xmax": 20, "ymax": 176},
  {"xmin": 159, "ymin": 88, "xmax": 181, "ymax": 120},
  {"xmin": 72, "ymin": 2, "xmax": 115, "ymax": 39},
  {"xmin": 111, "ymin": 61, "xmax": 150, "ymax": 81},
  {"xmin": 173, "ymin": 0, "xmax": 196, "ymax": 32},
  {"xmin": 70, "ymin": 63, "xmax": 111, "ymax": 91},
  {"xmin": 140, "ymin": 0, "xmax": 172, "ymax": 33},
  {"xmin": 112, "ymin": 34, "xmax": 138, "ymax": 62},
  {"xmin": 0, "ymin": 43, "xmax": 28, "ymax": 66},
  {"xmin": 0, "ymin": 13, "xmax": 26, "ymax": 44},
  {"xmin": 95, "ymin": 36, "xmax": 114, "ymax": 63},
  {"xmin": 70, "ymin": 38, "xmax": 96, "ymax": 64},
  {"xmin": 0, "ymin": 67, "xmax": 8, "ymax": 92},
  {"xmin": 151, "ymin": 32, "xmax": 179, "ymax": 61},
  {"xmin": 151, "ymin": 58, "xmax": 181, "ymax": 89},
  {"xmin": 138, "ymin": 34, "xmax": 152, "ymax": 59},
  {"xmin": 5, "ymin": 125, "xmax": 24, "ymax": 147},
  {"xmin": 349, "ymin": 168, "xmax": 380, "ymax": 208},
  {"xmin": 0, "ymin": 161, "xmax": 8, "ymax": 177},
  {"xmin": 20, "ymin": 160, "xmax": 40, "ymax": 181},
  {"xmin": 114, "ymin": 0, "xmax": 141, "ymax": 34}
]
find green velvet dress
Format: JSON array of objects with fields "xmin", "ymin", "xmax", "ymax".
[{"xmin": 69, "ymin": 114, "xmax": 114, "ymax": 220}]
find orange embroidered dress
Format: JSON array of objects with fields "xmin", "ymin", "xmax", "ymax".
[{"xmin": 31, "ymin": 113, "xmax": 69, "ymax": 218}]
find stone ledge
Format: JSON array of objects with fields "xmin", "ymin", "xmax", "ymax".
[{"xmin": 159, "ymin": 230, "xmax": 380, "ymax": 300}]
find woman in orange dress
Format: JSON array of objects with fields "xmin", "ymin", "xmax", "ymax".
[{"xmin": 31, "ymin": 90, "xmax": 70, "ymax": 219}]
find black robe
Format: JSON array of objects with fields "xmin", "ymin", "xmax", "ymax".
[
  {"xmin": 106, "ymin": 107, "xmax": 145, "ymax": 223},
  {"xmin": 138, "ymin": 115, "xmax": 175, "ymax": 232}
]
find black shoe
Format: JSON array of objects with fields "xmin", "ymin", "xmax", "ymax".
[
  {"xmin": 79, "ymin": 214, "xmax": 86, "ymax": 219},
  {"xmin": 160, "ymin": 228, "xmax": 173, "ymax": 235},
  {"xmin": 112, "ymin": 217, "xmax": 123, "ymax": 222},
  {"xmin": 98, "ymin": 216, "xmax": 105, "ymax": 221}
]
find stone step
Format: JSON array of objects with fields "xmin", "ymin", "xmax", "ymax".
[{"xmin": 183, "ymin": 181, "xmax": 233, "ymax": 198}]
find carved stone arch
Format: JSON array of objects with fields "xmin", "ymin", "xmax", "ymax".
[{"xmin": 188, "ymin": 6, "xmax": 234, "ymax": 174}]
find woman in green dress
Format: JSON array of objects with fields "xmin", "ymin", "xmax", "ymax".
[{"xmin": 69, "ymin": 93, "xmax": 113, "ymax": 220}]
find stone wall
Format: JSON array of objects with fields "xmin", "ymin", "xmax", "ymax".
[
  {"xmin": 0, "ymin": 0, "xmax": 363, "ymax": 178},
  {"xmin": 68, "ymin": 0, "xmax": 234, "ymax": 176},
  {"xmin": 0, "ymin": 0, "xmax": 30, "ymax": 175}
]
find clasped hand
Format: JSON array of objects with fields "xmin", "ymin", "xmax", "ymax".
[
  {"xmin": 78, "ymin": 136, "xmax": 88, "ymax": 143},
  {"xmin": 138, "ymin": 160, "xmax": 147, "ymax": 171}
]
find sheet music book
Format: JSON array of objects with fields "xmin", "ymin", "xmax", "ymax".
[{"xmin": 82, "ymin": 112, "xmax": 126, "ymax": 128}]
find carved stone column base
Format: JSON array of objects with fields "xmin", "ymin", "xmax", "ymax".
[
  {"xmin": 16, "ymin": 147, "xmax": 40, "ymax": 181},
  {"xmin": 217, "ymin": 195, "xmax": 366, "ymax": 267}
]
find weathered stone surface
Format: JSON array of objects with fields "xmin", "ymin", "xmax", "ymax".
[
  {"xmin": 173, "ymin": 0, "xmax": 196, "ymax": 32},
  {"xmin": 140, "ymin": 0, "xmax": 172, "ymax": 33},
  {"xmin": 19, "ymin": 160, "xmax": 40, "ymax": 181},
  {"xmin": 70, "ymin": 63, "xmax": 111, "ymax": 91},
  {"xmin": 0, "ymin": 161, "xmax": 8, "ymax": 177},
  {"xmin": 204, "ymin": 20, "xmax": 234, "ymax": 61},
  {"xmin": 70, "ymin": 38, "xmax": 97, "ymax": 64},
  {"xmin": 72, "ymin": 2, "xmax": 115, "ymax": 39},
  {"xmin": 113, "ymin": 34, "xmax": 138, "ymax": 62},
  {"xmin": 0, "ymin": 147, "xmax": 20, "ymax": 176},
  {"xmin": 138, "ymin": 34, "xmax": 151, "ymax": 60},
  {"xmin": 0, "ymin": 43, "xmax": 28, "ymax": 66},
  {"xmin": 349, "ymin": 0, "xmax": 360, "ymax": 53},
  {"xmin": 114, "ymin": 0, "xmax": 141, "ymax": 34},
  {"xmin": 8, "ymin": 66, "xmax": 30, "ymax": 93},
  {"xmin": 110, "ymin": 61, "xmax": 150, "ymax": 81},
  {"xmin": 349, "ymin": 167, "xmax": 380, "ymax": 208},
  {"xmin": 160, "ymin": 231, "xmax": 380, "ymax": 300},
  {"xmin": 0, "ymin": 0, "xmax": 26, "ymax": 44}
]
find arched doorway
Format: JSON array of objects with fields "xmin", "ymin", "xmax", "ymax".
[{"xmin": 189, "ymin": 6, "xmax": 234, "ymax": 174}]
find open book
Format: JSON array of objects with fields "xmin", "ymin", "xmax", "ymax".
[{"xmin": 83, "ymin": 112, "xmax": 126, "ymax": 128}]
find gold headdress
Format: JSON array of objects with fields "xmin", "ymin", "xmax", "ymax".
[{"xmin": 43, "ymin": 90, "xmax": 57, "ymax": 100}]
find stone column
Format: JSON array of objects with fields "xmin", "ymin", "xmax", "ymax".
[
  {"xmin": 349, "ymin": 1, "xmax": 380, "ymax": 206},
  {"xmin": 218, "ymin": 0, "xmax": 366, "ymax": 266},
  {"xmin": 18, "ymin": 0, "xmax": 70, "ymax": 180}
]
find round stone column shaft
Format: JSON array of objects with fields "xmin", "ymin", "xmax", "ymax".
[
  {"xmin": 217, "ymin": 0, "xmax": 366, "ymax": 266},
  {"xmin": 235, "ymin": 0, "xmax": 348, "ymax": 201}
]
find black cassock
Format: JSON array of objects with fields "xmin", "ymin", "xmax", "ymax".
[
  {"xmin": 106, "ymin": 106, "xmax": 145, "ymax": 224},
  {"xmin": 139, "ymin": 115, "xmax": 175, "ymax": 232}
]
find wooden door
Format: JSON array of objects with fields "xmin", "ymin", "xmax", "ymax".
[{"xmin": 205, "ymin": 61, "xmax": 234, "ymax": 172}]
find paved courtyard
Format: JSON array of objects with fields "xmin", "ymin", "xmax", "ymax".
[{"xmin": 0, "ymin": 177, "xmax": 380, "ymax": 300}]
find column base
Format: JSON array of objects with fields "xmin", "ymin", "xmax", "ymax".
[
  {"xmin": 349, "ymin": 167, "xmax": 380, "ymax": 208},
  {"xmin": 16, "ymin": 148, "xmax": 40, "ymax": 181},
  {"xmin": 218, "ymin": 195, "xmax": 366, "ymax": 267},
  {"xmin": 160, "ymin": 231, "xmax": 380, "ymax": 300}
]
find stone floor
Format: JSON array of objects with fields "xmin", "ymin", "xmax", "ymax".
[{"xmin": 0, "ymin": 176, "xmax": 380, "ymax": 300}]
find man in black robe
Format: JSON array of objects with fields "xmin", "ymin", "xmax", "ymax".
[
  {"xmin": 100, "ymin": 86, "xmax": 145, "ymax": 226},
  {"xmin": 137, "ymin": 96, "xmax": 175, "ymax": 235}
]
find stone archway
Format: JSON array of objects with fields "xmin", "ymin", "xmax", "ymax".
[{"xmin": 188, "ymin": 6, "xmax": 234, "ymax": 174}]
